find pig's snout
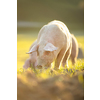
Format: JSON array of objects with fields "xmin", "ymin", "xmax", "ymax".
[
  {"xmin": 37, "ymin": 65, "xmax": 42, "ymax": 69},
  {"xmin": 36, "ymin": 65, "xmax": 49, "ymax": 69}
]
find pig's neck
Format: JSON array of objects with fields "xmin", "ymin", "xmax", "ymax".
[{"xmin": 39, "ymin": 39, "xmax": 54, "ymax": 46}]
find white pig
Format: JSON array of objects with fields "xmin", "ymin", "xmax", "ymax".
[
  {"xmin": 23, "ymin": 40, "xmax": 37, "ymax": 69},
  {"xmin": 27, "ymin": 20, "xmax": 72, "ymax": 69},
  {"xmin": 25, "ymin": 34, "xmax": 78, "ymax": 69}
]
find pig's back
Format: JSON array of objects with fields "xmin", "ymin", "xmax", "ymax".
[
  {"xmin": 48, "ymin": 20, "xmax": 70, "ymax": 36},
  {"xmin": 38, "ymin": 20, "xmax": 71, "ymax": 48}
]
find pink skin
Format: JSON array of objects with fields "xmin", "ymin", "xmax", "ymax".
[
  {"xmin": 23, "ymin": 54, "xmax": 37, "ymax": 69},
  {"xmin": 27, "ymin": 20, "xmax": 72, "ymax": 69},
  {"xmin": 23, "ymin": 58, "xmax": 31, "ymax": 69},
  {"xmin": 23, "ymin": 40, "xmax": 37, "ymax": 69}
]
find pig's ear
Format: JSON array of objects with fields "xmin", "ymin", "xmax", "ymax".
[
  {"xmin": 44, "ymin": 43, "xmax": 58, "ymax": 51},
  {"xmin": 26, "ymin": 44, "xmax": 38, "ymax": 54}
]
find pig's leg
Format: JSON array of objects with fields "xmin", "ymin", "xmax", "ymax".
[
  {"xmin": 54, "ymin": 47, "xmax": 67, "ymax": 69},
  {"xmin": 62, "ymin": 46, "xmax": 72, "ymax": 68},
  {"xmin": 70, "ymin": 56, "xmax": 76, "ymax": 65}
]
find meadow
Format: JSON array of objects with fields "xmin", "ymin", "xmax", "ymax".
[
  {"xmin": 17, "ymin": 31, "xmax": 84, "ymax": 100},
  {"xmin": 17, "ymin": 0, "xmax": 84, "ymax": 99},
  {"xmin": 17, "ymin": 31, "xmax": 84, "ymax": 78}
]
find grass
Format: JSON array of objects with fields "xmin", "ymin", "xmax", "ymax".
[
  {"xmin": 17, "ymin": 32, "xmax": 84, "ymax": 79},
  {"xmin": 17, "ymin": 32, "xmax": 84, "ymax": 100}
]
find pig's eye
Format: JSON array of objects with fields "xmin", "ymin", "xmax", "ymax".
[{"xmin": 44, "ymin": 51, "xmax": 50, "ymax": 55}]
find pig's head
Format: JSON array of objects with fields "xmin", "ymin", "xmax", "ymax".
[{"xmin": 27, "ymin": 42, "xmax": 58, "ymax": 68}]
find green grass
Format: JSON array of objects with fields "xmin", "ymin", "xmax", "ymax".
[{"xmin": 17, "ymin": 59, "xmax": 84, "ymax": 79}]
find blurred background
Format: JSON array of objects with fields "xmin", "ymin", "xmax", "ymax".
[{"xmin": 17, "ymin": 0, "xmax": 84, "ymax": 35}]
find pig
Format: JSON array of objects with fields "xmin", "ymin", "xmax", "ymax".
[
  {"xmin": 24, "ymin": 34, "xmax": 78, "ymax": 69},
  {"xmin": 27, "ymin": 20, "xmax": 72, "ymax": 69},
  {"xmin": 24, "ymin": 33, "xmax": 78, "ymax": 69},
  {"xmin": 70, "ymin": 34, "xmax": 78, "ymax": 65},
  {"xmin": 23, "ymin": 40, "xmax": 37, "ymax": 69}
]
